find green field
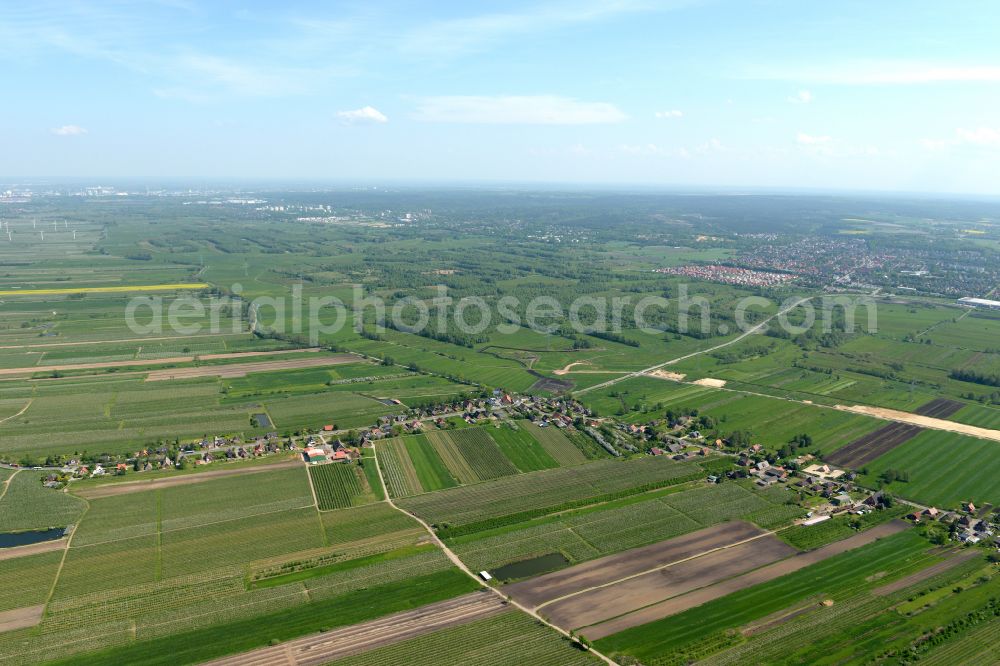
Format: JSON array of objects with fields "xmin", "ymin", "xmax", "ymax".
[
  {"xmin": 859, "ymin": 429, "xmax": 1000, "ymax": 506},
  {"xmin": 0, "ymin": 471, "xmax": 86, "ymax": 532},
  {"xmin": 0, "ymin": 550, "xmax": 64, "ymax": 612},
  {"xmin": 483, "ymin": 424, "xmax": 559, "ymax": 472},
  {"xmin": 323, "ymin": 610, "xmax": 601, "ymax": 666},
  {"xmin": 449, "ymin": 482, "xmax": 803, "ymax": 574},
  {"xmin": 398, "ymin": 455, "xmax": 706, "ymax": 535},
  {"xmin": 593, "ymin": 530, "xmax": 935, "ymax": 663},
  {"xmin": 521, "ymin": 421, "xmax": 588, "ymax": 465},
  {"xmin": 404, "ymin": 435, "xmax": 459, "ymax": 491},
  {"xmin": 425, "ymin": 428, "xmax": 519, "ymax": 483},
  {"xmin": 0, "ymin": 466, "xmax": 473, "ymax": 665},
  {"xmin": 577, "ymin": 378, "xmax": 884, "ymax": 454}
]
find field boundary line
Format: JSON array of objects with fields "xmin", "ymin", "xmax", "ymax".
[
  {"xmin": 371, "ymin": 441, "xmax": 622, "ymax": 666},
  {"xmin": 534, "ymin": 529, "xmax": 781, "ymax": 611}
]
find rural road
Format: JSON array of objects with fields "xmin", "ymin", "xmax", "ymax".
[
  {"xmin": 370, "ymin": 443, "xmax": 623, "ymax": 666},
  {"xmin": 574, "ymin": 296, "xmax": 813, "ymax": 395}
]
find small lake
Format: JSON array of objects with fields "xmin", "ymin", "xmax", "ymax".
[
  {"xmin": 491, "ymin": 552, "xmax": 569, "ymax": 581},
  {"xmin": 0, "ymin": 527, "xmax": 66, "ymax": 548}
]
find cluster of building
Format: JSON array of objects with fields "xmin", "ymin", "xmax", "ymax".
[
  {"xmin": 653, "ymin": 264, "xmax": 795, "ymax": 287},
  {"xmin": 302, "ymin": 437, "xmax": 356, "ymax": 465},
  {"xmin": 907, "ymin": 502, "xmax": 999, "ymax": 546}
]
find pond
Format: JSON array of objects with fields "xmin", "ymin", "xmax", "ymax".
[
  {"xmin": 491, "ymin": 552, "xmax": 569, "ymax": 582},
  {"xmin": 0, "ymin": 527, "xmax": 66, "ymax": 548}
]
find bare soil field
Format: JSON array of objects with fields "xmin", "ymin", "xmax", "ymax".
[
  {"xmin": 691, "ymin": 377, "xmax": 726, "ymax": 387},
  {"xmin": 834, "ymin": 404, "xmax": 1000, "ymax": 443},
  {"xmin": 872, "ymin": 548, "xmax": 980, "ymax": 596},
  {"xmin": 203, "ymin": 591, "xmax": 507, "ymax": 666},
  {"xmin": 542, "ymin": 536, "xmax": 796, "ymax": 629},
  {"xmin": 73, "ymin": 458, "xmax": 302, "ymax": 499},
  {"xmin": 145, "ymin": 353, "xmax": 360, "ymax": 381},
  {"xmin": 914, "ymin": 398, "xmax": 965, "ymax": 419},
  {"xmin": 0, "ymin": 538, "xmax": 66, "ymax": 562},
  {"xmin": 553, "ymin": 361, "xmax": 592, "ymax": 375},
  {"xmin": 505, "ymin": 522, "xmax": 766, "ymax": 609},
  {"xmin": 826, "ymin": 422, "xmax": 924, "ymax": 468},
  {"xmin": 649, "ymin": 369, "xmax": 686, "ymax": 381},
  {"xmin": 0, "ymin": 605, "xmax": 44, "ymax": 633},
  {"xmin": 581, "ymin": 520, "xmax": 909, "ymax": 640}
]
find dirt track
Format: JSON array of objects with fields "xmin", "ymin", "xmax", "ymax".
[
  {"xmin": 581, "ymin": 520, "xmax": 909, "ymax": 640},
  {"xmin": 0, "ymin": 605, "xmax": 44, "ymax": 633},
  {"xmin": 542, "ymin": 535, "xmax": 796, "ymax": 629},
  {"xmin": 202, "ymin": 591, "xmax": 507, "ymax": 666},
  {"xmin": 73, "ymin": 459, "xmax": 302, "ymax": 499},
  {"xmin": 145, "ymin": 354, "xmax": 359, "ymax": 381},
  {"xmin": 505, "ymin": 522, "xmax": 766, "ymax": 609}
]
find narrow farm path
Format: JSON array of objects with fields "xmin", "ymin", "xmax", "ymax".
[
  {"xmin": 370, "ymin": 442, "xmax": 622, "ymax": 666},
  {"xmin": 0, "ymin": 398, "xmax": 33, "ymax": 424},
  {"xmin": 575, "ymin": 296, "xmax": 813, "ymax": 395},
  {"xmin": 0, "ymin": 469, "xmax": 18, "ymax": 502},
  {"xmin": 304, "ymin": 460, "xmax": 320, "ymax": 509}
]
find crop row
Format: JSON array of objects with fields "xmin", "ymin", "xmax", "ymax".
[
  {"xmin": 310, "ymin": 464, "xmax": 367, "ymax": 510},
  {"xmin": 378, "ymin": 438, "xmax": 423, "ymax": 497}
]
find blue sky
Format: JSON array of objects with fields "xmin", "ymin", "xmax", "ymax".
[{"xmin": 3, "ymin": 1, "xmax": 1000, "ymax": 193}]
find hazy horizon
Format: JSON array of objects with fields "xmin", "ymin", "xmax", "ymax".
[{"xmin": 4, "ymin": 1, "xmax": 1000, "ymax": 193}]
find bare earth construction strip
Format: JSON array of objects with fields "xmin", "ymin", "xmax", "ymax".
[{"xmin": 834, "ymin": 404, "xmax": 1000, "ymax": 444}]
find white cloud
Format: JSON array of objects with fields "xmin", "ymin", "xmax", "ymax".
[
  {"xmin": 957, "ymin": 127, "xmax": 1000, "ymax": 146},
  {"xmin": 413, "ymin": 95, "xmax": 626, "ymax": 125},
  {"xmin": 336, "ymin": 106, "xmax": 388, "ymax": 124},
  {"xmin": 755, "ymin": 61, "xmax": 1000, "ymax": 84},
  {"xmin": 796, "ymin": 132, "xmax": 832, "ymax": 145},
  {"xmin": 399, "ymin": 1, "xmax": 679, "ymax": 57},
  {"xmin": 50, "ymin": 125, "xmax": 88, "ymax": 136},
  {"xmin": 788, "ymin": 90, "xmax": 813, "ymax": 104},
  {"xmin": 696, "ymin": 138, "xmax": 724, "ymax": 154},
  {"xmin": 654, "ymin": 109, "xmax": 683, "ymax": 118}
]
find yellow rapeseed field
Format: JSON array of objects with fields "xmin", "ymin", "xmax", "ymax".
[{"xmin": 0, "ymin": 283, "xmax": 210, "ymax": 296}]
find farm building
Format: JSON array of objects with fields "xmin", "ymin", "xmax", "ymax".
[
  {"xmin": 304, "ymin": 447, "xmax": 328, "ymax": 464},
  {"xmin": 958, "ymin": 296, "xmax": 1000, "ymax": 310}
]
